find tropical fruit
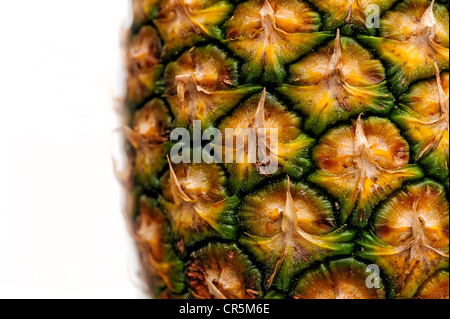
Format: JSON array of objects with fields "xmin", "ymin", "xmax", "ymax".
[{"xmin": 119, "ymin": 0, "xmax": 449, "ymax": 299}]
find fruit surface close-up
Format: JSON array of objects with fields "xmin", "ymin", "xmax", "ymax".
[{"xmin": 121, "ymin": 0, "xmax": 449, "ymax": 299}]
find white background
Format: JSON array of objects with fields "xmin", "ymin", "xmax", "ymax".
[{"xmin": 0, "ymin": 1, "xmax": 144, "ymax": 298}]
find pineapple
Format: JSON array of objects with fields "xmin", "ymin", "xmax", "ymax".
[{"xmin": 120, "ymin": 0, "xmax": 449, "ymax": 299}]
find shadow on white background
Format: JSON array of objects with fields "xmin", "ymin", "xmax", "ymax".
[{"xmin": 0, "ymin": 0, "xmax": 145, "ymax": 298}]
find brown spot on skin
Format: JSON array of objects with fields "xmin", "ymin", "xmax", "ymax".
[
  {"xmin": 442, "ymin": 226, "xmax": 449, "ymax": 239},
  {"xmin": 393, "ymin": 147, "xmax": 409, "ymax": 166},
  {"xmin": 227, "ymin": 30, "xmax": 238, "ymax": 39},
  {"xmin": 367, "ymin": 71, "xmax": 383, "ymax": 83},
  {"xmin": 377, "ymin": 225, "xmax": 392, "ymax": 238},
  {"xmin": 176, "ymin": 239, "xmax": 185, "ymax": 255},
  {"xmin": 321, "ymin": 158, "xmax": 336, "ymax": 171},
  {"xmin": 186, "ymin": 259, "xmax": 212, "ymax": 299},
  {"xmin": 317, "ymin": 215, "xmax": 335, "ymax": 230},
  {"xmin": 245, "ymin": 289, "xmax": 260, "ymax": 299}
]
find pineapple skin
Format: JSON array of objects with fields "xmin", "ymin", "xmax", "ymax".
[{"xmin": 121, "ymin": 0, "xmax": 450, "ymax": 299}]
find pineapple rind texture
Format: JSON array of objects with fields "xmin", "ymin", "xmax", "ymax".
[
  {"xmin": 309, "ymin": 116, "xmax": 424, "ymax": 228},
  {"xmin": 239, "ymin": 179, "xmax": 355, "ymax": 292},
  {"xmin": 391, "ymin": 72, "xmax": 449, "ymax": 181},
  {"xmin": 414, "ymin": 270, "xmax": 449, "ymax": 299},
  {"xmin": 122, "ymin": 0, "xmax": 450, "ymax": 299},
  {"xmin": 219, "ymin": 91, "xmax": 315, "ymax": 193},
  {"xmin": 357, "ymin": 180, "xmax": 449, "ymax": 299},
  {"xmin": 124, "ymin": 98, "xmax": 172, "ymax": 189},
  {"xmin": 158, "ymin": 159, "xmax": 240, "ymax": 250},
  {"xmin": 186, "ymin": 242, "xmax": 263, "ymax": 299},
  {"xmin": 164, "ymin": 45, "xmax": 262, "ymax": 129},
  {"xmin": 308, "ymin": 0, "xmax": 398, "ymax": 34},
  {"xmin": 279, "ymin": 34, "xmax": 395, "ymax": 135},
  {"xmin": 125, "ymin": 26, "xmax": 164, "ymax": 107},
  {"xmin": 292, "ymin": 258, "xmax": 386, "ymax": 299},
  {"xmin": 135, "ymin": 196, "xmax": 186, "ymax": 295},
  {"xmin": 358, "ymin": 0, "xmax": 449, "ymax": 95},
  {"xmin": 224, "ymin": 0, "xmax": 333, "ymax": 83}
]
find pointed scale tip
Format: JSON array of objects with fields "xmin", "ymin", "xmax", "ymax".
[
  {"xmin": 327, "ymin": 29, "xmax": 343, "ymax": 76},
  {"xmin": 167, "ymin": 155, "xmax": 192, "ymax": 204},
  {"xmin": 253, "ymin": 88, "xmax": 267, "ymax": 130}
]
